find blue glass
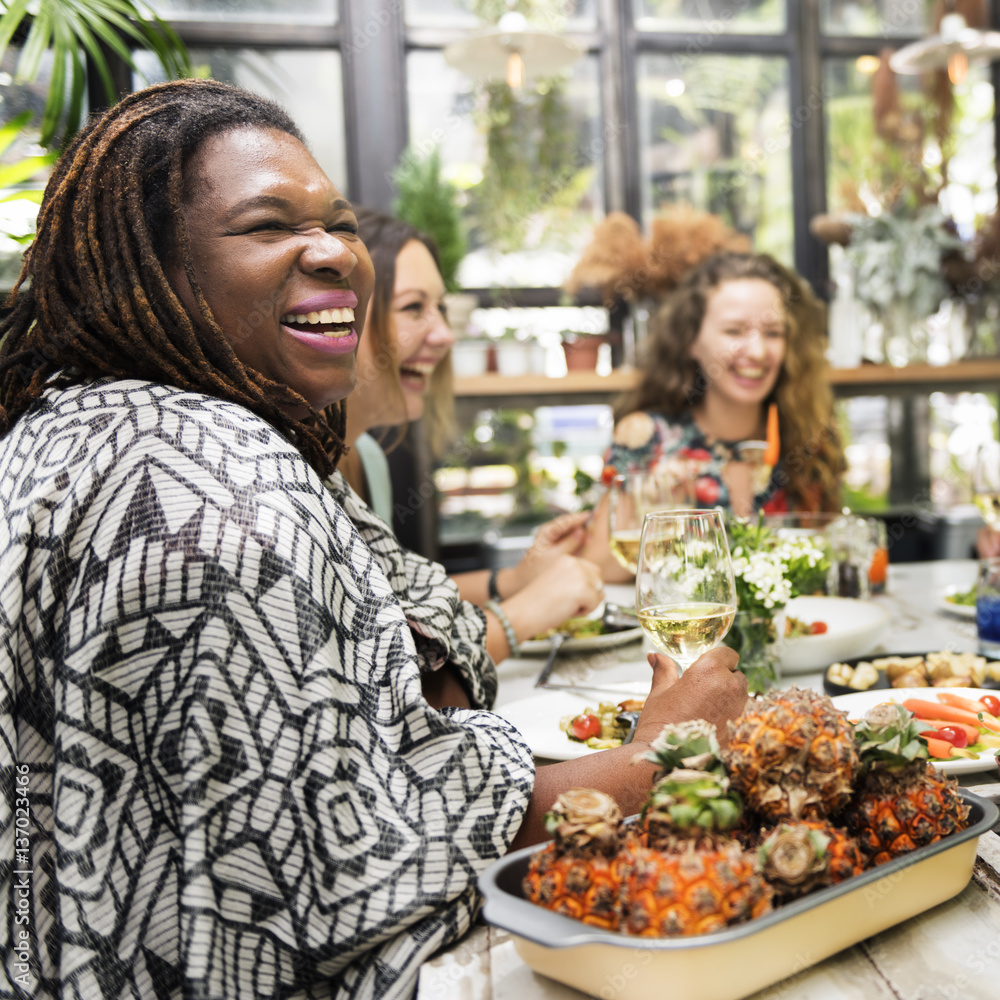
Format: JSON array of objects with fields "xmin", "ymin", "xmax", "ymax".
[{"xmin": 976, "ymin": 594, "xmax": 1000, "ymax": 654}]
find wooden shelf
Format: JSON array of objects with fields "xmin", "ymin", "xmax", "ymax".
[
  {"xmin": 828, "ymin": 360, "xmax": 1000, "ymax": 395},
  {"xmin": 454, "ymin": 369, "xmax": 636, "ymax": 397},
  {"xmin": 453, "ymin": 361, "xmax": 1000, "ymax": 402}
]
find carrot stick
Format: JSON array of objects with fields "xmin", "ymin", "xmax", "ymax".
[
  {"xmin": 917, "ymin": 718, "xmax": 980, "ymax": 743},
  {"xmin": 935, "ymin": 692, "xmax": 992, "ymax": 715},
  {"xmin": 977, "ymin": 712, "xmax": 1000, "ymax": 734},
  {"xmin": 763, "ymin": 402, "xmax": 780, "ymax": 467},
  {"xmin": 920, "ymin": 735, "xmax": 961, "ymax": 759},
  {"xmin": 901, "ymin": 699, "xmax": 984, "ymax": 727}
]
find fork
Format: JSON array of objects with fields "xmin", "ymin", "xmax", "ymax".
[{"xmin": 533, "ymin": 631, "xmax": 569, "ymax": 688}]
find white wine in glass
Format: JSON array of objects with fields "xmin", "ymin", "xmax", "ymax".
[
  {"xmin": 973, "ymin": 441, "xmax": 1000, "ymax": 527},
  {"xmin": 608, "ymin": 471, "xmax": 676, "ymax": 575},
  {"xmin": 635, "ymin": 509, "xmax": 737, "ymax": 672}
]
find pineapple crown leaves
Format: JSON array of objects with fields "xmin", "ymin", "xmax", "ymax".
[
  {"xmin": 853, "ymin": 703, "xmax": 929, "ymax": 766},
  {"xmin": 543, "ymin": 788, "xmax": 623, "ymax": 853},
  {"xmin": 758, "ymin": 824, "xmax": 831, "ymax": 868},
  {"xmin": 642, "ymin": 719, "xmax": 724, "ymax": 779},
  {"xmin": 758, "ymin": 824, "xmax": 832, "ymax": 887},
  {"xmin": 642, "ymin": 768, "xmax": 742, "ymax": 833}
]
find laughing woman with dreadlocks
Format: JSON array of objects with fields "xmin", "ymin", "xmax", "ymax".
[{"xmin": 0, "ymin": 80, "xmax": 747, "ymax": 1000}]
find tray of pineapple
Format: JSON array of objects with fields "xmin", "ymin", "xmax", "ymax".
[{"xmin": 479, "ymin": 688, "xmax": 998, "ymax": 1000}]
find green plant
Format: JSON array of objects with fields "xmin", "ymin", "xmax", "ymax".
[
  {"xmin": 0, "ymin": 1, "xmax": 190, "ymax": 247},
  {"xmin": 392, "ymin": 146, "xmax": 467, "ymax": 292},
  {"xmin": 0, "ymin": 110, "xmax": 56, "ymax": 243},
  {"xmin": 844, "ymin": 205, "xmax": 964, "ymax": 321},
  {"xmin": 472, "ymin": 77, "xmax": 592, "ymax": 253},
  {"xmin": 0, "ymin": 1, "xmax": 190, "ymax": 148}
]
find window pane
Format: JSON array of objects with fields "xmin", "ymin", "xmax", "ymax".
[
  {"xmin": 824, "ymin": 59, "xmax": 996, "ymax": 230},
  {"xmin": 0, "ymin": 48, "xmax": 60, "ymax": 282},
  {"xmin": 637, "ymin": 53, "xmax": 793, "ymax": 263},
  {"xmin": 135, "ymin": 49, "xmax": 348, "ymax": 195},
  {"xmin": 406, "ymin": 50, "xmax": 605, "ymax": 287},
  {"xmin": 821, "ymin": 0, "xmax": 926, "ymax": 37},
  {"xmin": 147, "ymin": 0, "xmax": 338, "ymax": 24},
  {"xmin": 635, "ymin": 0, "xmax": 785, "ymax": 34},
  {"xmin": 405, "ymin": 0, "xmax": 596, "ymax": 30},
  {"xmin": 838, "ymin": 397, "xmax": 890, "ymax": 510},
  {"xmin": 930, "ymin": 391, "xmax": 998, "ymax": 508}
]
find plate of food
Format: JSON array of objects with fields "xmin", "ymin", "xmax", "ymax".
[
  {"xmin": 519, "ymin": 614, "xmax": 644, "ymax": 655},
  {"xmin": 829, "ymin": 686, "xmax": 1000, "ymax": 774},
  {"xmin": 495, "ymin": 681, "xmax": 648, "ymax": 760},
  {"xmin": 823, "ymin": 649, "xmax": 1000, "ymax": 696},
  {"xmin": 779, "ymin": 595, "xmax": 889, "ymax": 674},
  {"xmin": 939, "ymin": 583, "xmax": 977, "ymax": 619}
]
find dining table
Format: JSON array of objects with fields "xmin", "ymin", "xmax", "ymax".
[{"xmin": 417, "ymin": 559, "xmax": 1000, "ymax": 1000}]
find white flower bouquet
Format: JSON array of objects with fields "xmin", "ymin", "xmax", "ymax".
[{"xmin": 723, "ymin": 517, "xmax": 830, "ymax": 693}]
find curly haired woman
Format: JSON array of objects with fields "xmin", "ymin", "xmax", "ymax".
[{"xmin": 584, "ymin": 252, "xmax": 845, "ymax": 580}]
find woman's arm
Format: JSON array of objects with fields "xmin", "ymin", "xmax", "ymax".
[
  {"xmin": 451, "ymin": 511, "xmax": 592, "ymax": 605},
  {"xmin": 481, "ymin": 553, "xmax": 606, "ymax": 662},
  {"xmin": 509, "ymin": 646, "xmax": 748, "ymax": 850}
]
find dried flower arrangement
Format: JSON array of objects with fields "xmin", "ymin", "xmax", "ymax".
[{"xmin": 565, "ymin": 205, "xmax": 750, "ymax": 305}]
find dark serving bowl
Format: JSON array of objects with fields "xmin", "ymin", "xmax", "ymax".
[
  {"xmin": 822, "ymin": 651, "xmax": 1000, "ymax": 698},
  {"xmin": 479, "ymin": 790, "xmax": 998, "ymax": 1000}
]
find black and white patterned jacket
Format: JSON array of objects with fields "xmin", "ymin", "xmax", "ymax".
[{"xmin": 0, "ymin": 379, "xmax": 534, "ymax": 999}]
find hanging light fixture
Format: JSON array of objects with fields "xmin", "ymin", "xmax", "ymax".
[
  {"xmin": 889, "ymin": 8, "xmax": 1000, "ymax": 84},
  {"xmin": 443, "ymin": 11, "xmax": 581, "ymax": 91}
]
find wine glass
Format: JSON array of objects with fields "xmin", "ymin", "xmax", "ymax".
[
  {"xmin": 635, "ymin": 509, "xmax": 738, "ymax": 672},
  {"xmin": 973, "ymin": 440, "xmax": 1000, "ymax": 527},
  {"xmin": 607, "ymin": 471, "xmax": 677, "ymax": 575}
]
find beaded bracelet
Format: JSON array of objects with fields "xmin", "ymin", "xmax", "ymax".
[
  {"xmin": 485, "ymin": 599, "xmax": 519, "ymax": 657},
  {"xmin": 487, "ymin": 567, "xmax": 503, "ymax": 601}
]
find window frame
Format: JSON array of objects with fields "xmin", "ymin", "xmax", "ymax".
[{"xmin": 131, "ymin": 0, "xmax": 1000, "ymax": 300}]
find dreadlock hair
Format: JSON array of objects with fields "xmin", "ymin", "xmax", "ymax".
[
  {"xmin": 0, "ymin": 77, "xmax": 348, "ymax": 476},
  {"xmin": 353, "ymin": 206, "xmax": 455, "ymax": 458},
  {"xmin": 615, "ymin": 252, "xmax": 845, "ymax": 512}
]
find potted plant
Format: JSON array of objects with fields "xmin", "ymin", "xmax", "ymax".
[{"xmin": 560, "ymin": 330, "xmax": 607, "ymax": 371}]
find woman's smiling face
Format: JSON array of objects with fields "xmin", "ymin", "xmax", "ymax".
[
  {"xmin": 174, "ymin": 126, "xmax": 374, "ymax": 415},
  {"xmin": 689, "ymin": 278, "xmax": 787, "ymax": 409},
  {"xmin": 352, "ymin": 237, "xmax": 454, "ymax": 430}
]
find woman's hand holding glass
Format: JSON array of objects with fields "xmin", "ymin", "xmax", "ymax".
[
  {"xmin": 635, "ymin": 509, "xmax": 738, "ymax": 672},
  {"xmin": 608, "ymin": 470, "xmax": 684, "ymax": 575}
]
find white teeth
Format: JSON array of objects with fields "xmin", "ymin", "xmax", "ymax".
[
  {"xmin": 281, "ymin": 307, "xmax": 355, "ymax": 325},
  {"xmin": 735, "ymin": 368, "xmax": 765, "ymax": 378},
  {"xmin": 401, "ymin": 362, "xmax": 435, "ymax": 377}
]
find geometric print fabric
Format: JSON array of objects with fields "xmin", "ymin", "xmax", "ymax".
[{"xmin": 0, "ymin": 379, "xmax": 533, "ymax": 999}]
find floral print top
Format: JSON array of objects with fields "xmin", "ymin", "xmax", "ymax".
[{"xmin": 604, "ymin": 410, "xmax": 790, "ymax": 514}]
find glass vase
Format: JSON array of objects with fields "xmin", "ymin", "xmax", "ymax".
[
  {"xmin": 878, "ymin": 299, "xmax": 929, "ymax": 366},
  {"xmin": 723, "ymin": 608, "xmax": 785, "ymax": 694}
]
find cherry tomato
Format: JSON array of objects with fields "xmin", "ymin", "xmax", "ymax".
[
  {"xmin": 600, "ymin": 465, "xmax": 617, "ymax": 486},
  {"xmin": 810, "ymin": 621, "xmax": 829, "ymax": 635},
  {"xmin": 980, "ymin": 694, "xmax": 1000, "ymax": 718},
  {"xmin": 569, "ymin": 713, "xmax": 602, "ymax": 742},
  {"xmin": 935, "ymin": 726, "xmax": 969, "ymax": 749}
]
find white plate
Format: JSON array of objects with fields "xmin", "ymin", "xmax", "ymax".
[
  {"xmin": 830, "ymin": 686, "xmax": 1000, "ymax": 775},
  {"xmin": 518, "ymin": 626, "xmax": 644, "ymax": 656},
  {"xmin": 495, "ymin": 681, "xmax": 650, "ymax": 760},
  {"xmin": 939, "ymin": 586, "xmax": 977, "ymax": 619},
  {"xmin": 780, "ymin": 596, "xmax": 889, "ymax": 674}
]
